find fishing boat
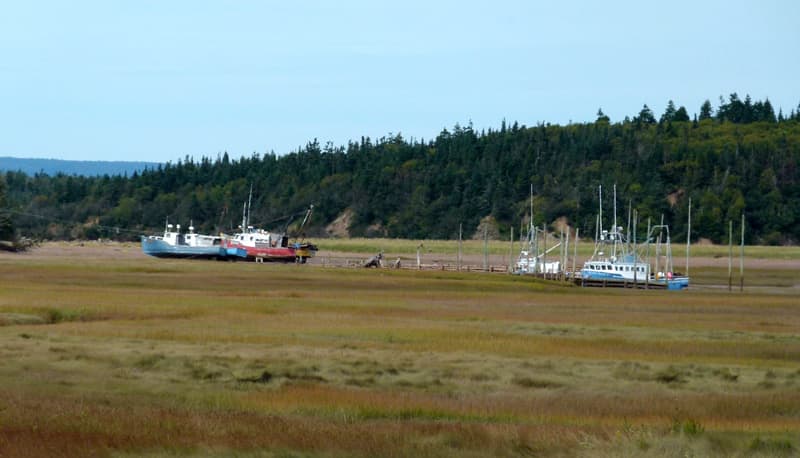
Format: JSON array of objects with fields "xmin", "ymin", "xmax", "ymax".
[
  {"xmin": 578, "ymin": 185, "xmax": 689, "ymax": 290},
  {"xmin": 514, "ymin": 186, "xmax": 561, "ymax": 275},
  {"xmin": 222, "ymin": 191, "xmax": 317, "ymax": 263},
  {"xmin": 141, "ymin": 222, "xmax": 243, "ymax": 259}
]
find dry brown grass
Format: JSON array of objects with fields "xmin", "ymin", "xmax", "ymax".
[{"xmin": 1, "ymin": 247, "xmax": 799, "ymax": 456}]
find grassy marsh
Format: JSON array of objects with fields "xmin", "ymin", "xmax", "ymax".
[{"xmin": 0, "ymin": 247, "xmax": 798, "ymax": 457}]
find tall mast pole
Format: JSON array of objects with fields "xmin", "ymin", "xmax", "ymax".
[
  {"xmin": 530, "ymin": 184, "xmax": 535, "ymax": 257},
  {"xmin": 246, "ymin": 183, "xmax": 253, "ymax": 228},
  {"xmin": 612, "ymin": 184, "xmax": 618, "ymax": 259},
  {"xmin": 686, "ymin": 197, "xmax": 691, "ymax": 276},
  {"xmin": 633, "ymin": 209, "xmax": 638, "ymax": 287},
  {"xmin": 627, "ymin": 199, "xmax": 632, "ymax": 254},
  {"xmin": 598, "ymin": 185, "xmax": 603, "ymax": 241},
  {"xmin": 645, "ymin": 217, "xmax": 651, "ymax": 289}
]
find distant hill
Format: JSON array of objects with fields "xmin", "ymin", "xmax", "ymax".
[
  {"xmin": 0, "ymin": 157, "xmax": 160, "ymax": 176},
  {"xmin": 3, "ymin": 94, "xmax": 799, "ymax": 244}
]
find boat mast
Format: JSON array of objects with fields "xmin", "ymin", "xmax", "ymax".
[
  {"xmin": 626, "ymin": 199, "xmax": 632, "ymax": 255},
  {"xmin": 246, "ymin": 184, "xmax": 253, "ymax": 228},
  {"xmin": 598, "ymin": 185, "xmax": 603, "ymax": 242},
  {"xmin": 529, "ymin": 184, "xmax": 534, "ymax": 257},
  {"xmin": 611, "ymin": 183, "xmax": 619, "ymax": 259}
]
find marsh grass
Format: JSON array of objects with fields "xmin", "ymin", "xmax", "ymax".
[
  {"xmin": 319, "ymin": 238, "xmax": 800, "ymax": 260},
  {"xmin": 0, "ymin": 251, "xmax": 799, "ymax": 456}
]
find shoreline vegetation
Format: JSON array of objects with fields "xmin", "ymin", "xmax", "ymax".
[{"xmin": 3, "ymin": 95, "xmax": 800, "ymax": 246}]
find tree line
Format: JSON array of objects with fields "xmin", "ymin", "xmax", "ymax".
[{"xmin": 2, "ymin": 93, "xmax": 799, "ymax": 245}]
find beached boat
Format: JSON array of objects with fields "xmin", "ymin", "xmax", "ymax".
[
  {"xmin": 222, "ymin": 194, "xmax": 317, "ymax": 263},
  {"xmin": 141, "ymin": 222, "xmax": 242, "ymax": 259},
  {"xmin": 578, "ymin": 185, "xmax": 689, "ymax": 290},
  {"xmin": 223, "ymin": 228, "xmax": 316, "ymax": 263},
  {"xmin": 514, "ymin": 186, "xmax": 562, "ymax": 275}
]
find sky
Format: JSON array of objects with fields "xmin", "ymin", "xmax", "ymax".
[{"xmin": 1, "ymin": 1, "xmax": 798, "ymax": 163}]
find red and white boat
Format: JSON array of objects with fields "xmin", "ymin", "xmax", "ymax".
[{"xmin": 222, "ymin": 195, "xmax": 317, "ymax": 263}]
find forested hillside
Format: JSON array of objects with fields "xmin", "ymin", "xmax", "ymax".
[{"xmin": 2, "ymin": 94, "xmax": 799, "ymax": 244}]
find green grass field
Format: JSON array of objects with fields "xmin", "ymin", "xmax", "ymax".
[{"xmin": 0, "ymin": 248, "xmax": 799, "ymax": 457}]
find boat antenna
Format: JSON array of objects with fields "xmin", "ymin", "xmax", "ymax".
[
  {"xmin": 246, "ymin": 184, "xmax": 253, "ymax": 228},
  {"xmin": 241, "ymin": 200, "xmax": 247, "ymax": 230}
]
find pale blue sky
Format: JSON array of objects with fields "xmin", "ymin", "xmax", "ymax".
[{"xmin": 1, "ymin": 1, "xmax": 798, "ymax": 162}]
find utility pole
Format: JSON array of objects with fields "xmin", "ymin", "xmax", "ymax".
[
  {"xmin": 728, "ymin": 220, "xmax": 733, "ymax": 292},
  {"xmin": 740, "ymin": 213, "xmax": 745, "ymax": 292}
]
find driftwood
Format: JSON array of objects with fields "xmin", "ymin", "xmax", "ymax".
[
  {"xmin": 363, "ymin": 253, "xmax": 383, "ymax": 268},
  {"xmin": 0, "ymin": 237, "xmax": 37, "ymax": 252}
]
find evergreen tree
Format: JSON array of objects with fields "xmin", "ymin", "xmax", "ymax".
[
  {"xmin": 660, "ymin": 100, "xmax": 677, "ymax": 123},
  {"xmin": 636, "ymin": 104, "xmax": 656, "ymax": 124},
  {"xmin": 699, "ymin": 100, "xmax": 713, "ymax": 120},
  {"xmin": 0, "ymin": 176, "xmax": 14, "ymax": 241},
  {"xmin": 673, "ymin": 106, "xmax": 690, "ymax": 122}
]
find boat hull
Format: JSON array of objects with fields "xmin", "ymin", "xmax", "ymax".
[
  {"xmin": 576, "ymin": 273, "xmax": 690, "ymax": 290},
  {"xmin": 141, "ymin": 236, "xmax": 227, "ymax": 259},
  {"xmin": 229, "ymin": 244, "xmax": 298, "ymax": 262}
]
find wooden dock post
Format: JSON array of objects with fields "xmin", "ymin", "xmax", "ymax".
[
  {"xmin": 728, "ymin": 220, "xmax": 733, "ymax": 292},
  {"xmin": 572, "ymin": 228, "xmax": 578, "ymax": 280},
  {"xmin": 509, "ymin": 227, "xmax": 514, "ymax": 274},
  {"xmin": 458, "ymin": 223, "xmax": 463, "ymax": 272},
  {"xmin": 482, "ymin": 226, "xmax": 488, "ymax": 272},
  {"xmin": 645, "ymin": 217, "xmax": 651, "ymax": 290}
]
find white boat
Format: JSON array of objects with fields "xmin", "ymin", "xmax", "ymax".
[
  {"xmin": 514, "ymin": 186, "xmax": 562, "ymax": 275},
  {"xmin": 578, "ymin": 185, "xmax": 689, "ymax": 290},
  {"xmin": 516, "ymin": 250, "xmax": 561, "ymax": 274},
  {"xmin": 222, "ymin": 191, "xmax": 317, "ymax": 263},
  {"xmin": 141, "ymin": 221, "xmax": 240, "ymax": 259}
]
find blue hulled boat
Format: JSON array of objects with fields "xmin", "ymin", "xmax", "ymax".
[
  {"xmin": 578, "ymin": 185, "xmax": 689, "ymax": 290},
  {"xmin": 141, "ymin": 223, "xmax": 245, "ymax": 259}
]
